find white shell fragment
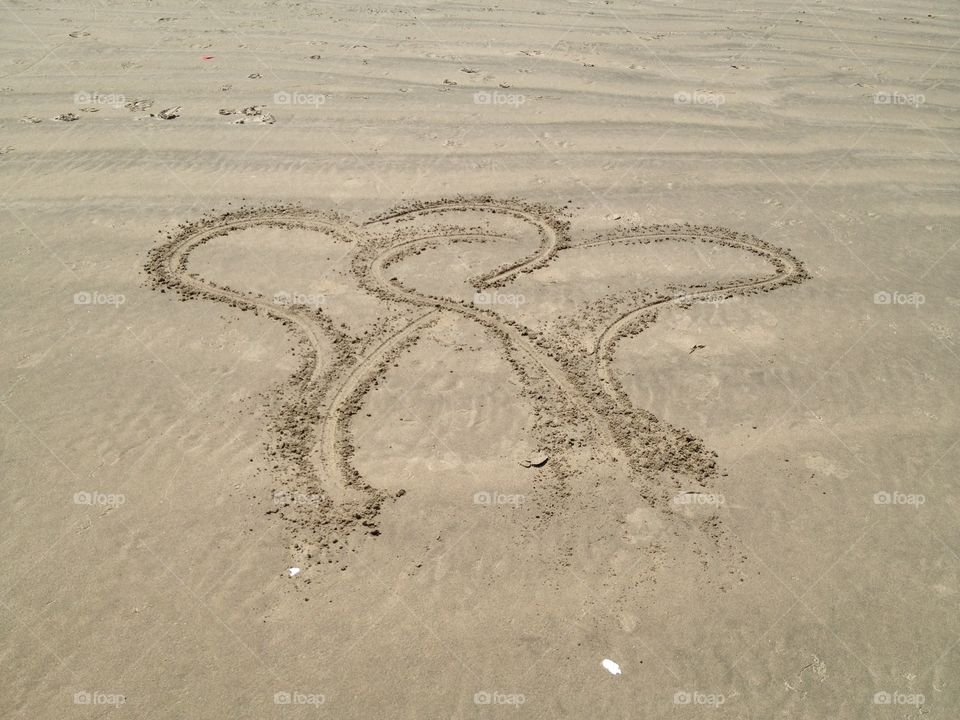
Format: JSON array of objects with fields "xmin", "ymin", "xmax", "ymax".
[{"xmin": 602, "ymin": 658, "xmax": 622, "ymax": 675}]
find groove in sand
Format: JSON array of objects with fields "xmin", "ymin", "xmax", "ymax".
[{"xmin": 145, "ymin": 198, "xmax": 809, "ymax": 568}]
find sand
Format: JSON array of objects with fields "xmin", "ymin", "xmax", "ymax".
[{"xmin": 1, "ymin": 1, "xmax": 958, "ymax": 718}]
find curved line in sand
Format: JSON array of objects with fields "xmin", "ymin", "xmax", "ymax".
[
  {"xmin": 366, "ymin": 225, "xmax": 625, "ymax": 458},
  {"xmin": 147, "ymin": 200, "xmax": 809, "ymax": 561},
  {"xmin": 152, "ymin": 212, "xmax": 429, "ymax": 534},
  {"xmin": 580, "ymin": 233, "xmax": 803, "ymax": 393}
]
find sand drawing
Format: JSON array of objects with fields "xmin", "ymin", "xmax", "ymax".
[{"xmin": 146, "ymin": 197, "xmax": 809, "ymax": 568}]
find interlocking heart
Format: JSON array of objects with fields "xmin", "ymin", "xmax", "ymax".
[{"xmin": 146, "ymin": 197, "xmax": 808, "ymax": 565}]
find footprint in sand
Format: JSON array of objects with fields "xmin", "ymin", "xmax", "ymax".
[{"xmin": 124, "ymin": 98, "xmax": 154, "ymax": 112}]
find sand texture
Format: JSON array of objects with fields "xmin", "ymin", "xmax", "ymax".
[{"xmin": 1, "ymin": 1, "xmax": 958, "ymax": 718}]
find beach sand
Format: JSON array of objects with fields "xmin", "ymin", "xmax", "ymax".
[{"xmin": 1, "ymin": 1, "xmax": 958, "ymax": 717}]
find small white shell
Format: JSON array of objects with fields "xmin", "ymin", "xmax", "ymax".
[{"xmin": 602, "ymin": 659, "xmax": 622, "ymax": 675}]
